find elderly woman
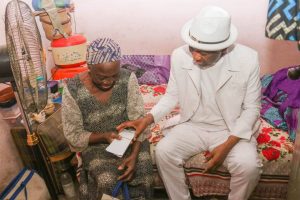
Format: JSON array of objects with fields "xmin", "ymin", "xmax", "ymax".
[{"xmin": 62, "ymin": 38, "xmax": 153, "ymax": 199}]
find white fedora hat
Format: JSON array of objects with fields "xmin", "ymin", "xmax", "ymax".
[{"xmin": 181, "ymin": 6, "xmax": 238, "ymax": 51}]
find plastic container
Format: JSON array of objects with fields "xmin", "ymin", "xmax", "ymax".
[
  {"xmin": 0, "ymin": 103, "xmax": 21, "ymax": 119},
  {"xmin": 51, "ymin": 34, "xmax": 87, "ymax": 68},
  {"xmin": 47, "ymin": 81, "xmax": 59, "ymax": 94},
  {"xmin": 36, "ymin": 76, "xmax": 47, "ymax": 98},
  {"xmin": 0, "ymin": 85, "xmax": 14, "ymax": 103},
  {"xmin": 0, "ymin": 98, "xmax": 16, "ymax": 108},
  {"xmin": 37, "ymin": 76, "xmax": 46, "ymax": 89},
  {"xmin": 3, "ymin": 114, "xmax": 22, "ymax": 127},
  {"xmin": 51, "ymin": 65, "xmax": 88, "ymax": 80},
  {"xmin": 60, "ymin": 172, "xmax": 76, "ymax": 199},
  {"xmin": 0, "ymin": 85, "xmax": 16, "ymax": 108},
  {"xmin": 32, "ymin": 0, "xmax": 71, "ymax": 11},
  {"xmin": 0, "ymin": 103, "xmax": 22, "ymax": 126}
]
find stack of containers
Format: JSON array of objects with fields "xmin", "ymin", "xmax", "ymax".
[
  {"xmin": 33, "ymin": 0, "xmax": 88, "ymax": 104},
  {"xmin": 33, "ymin": 0, "xmax": 88, "ymax": 81}
]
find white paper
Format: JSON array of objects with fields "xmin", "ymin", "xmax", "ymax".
[
  {"xmin": 105, "ymin": 129, "xmax": 135, "ymax": 157},
  {"xmin": 101, "ymin": 193, "xmax": 120, "ymax": 200}
]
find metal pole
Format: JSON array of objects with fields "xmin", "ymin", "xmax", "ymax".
[{"xmin": 287, "ymin": 111, "xmax": 300, "ymax": 200}]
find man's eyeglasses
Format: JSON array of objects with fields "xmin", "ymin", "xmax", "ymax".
[{"xmin": 91, "ymin": 73, "xmax": 120, "ymax": 83}]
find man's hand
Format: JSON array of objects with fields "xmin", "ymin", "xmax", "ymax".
[
  {"xmin": 117, "ymin": 114, "xmax": 154, "ymax": 141},
  {"xmin": 117, "ymin": 155, "xmax": 137, "ymax": 182},
  {"xmin": 103, "ymin": 132, "xmax": 121, "ymax": 144},
  {"xmin": 203, "ymin": 143, "xmax": 229, "ymax": 173},
  {"xmin": 203, "ymin": 135, "xmax": 240, "ymax": 173}
]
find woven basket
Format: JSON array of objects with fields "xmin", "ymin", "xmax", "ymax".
[{"xmin": 39, "ymin": 9, "xmax": 72, "ymax": 40}]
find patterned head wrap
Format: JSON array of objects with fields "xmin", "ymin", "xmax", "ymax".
[{"xmin": 87, "ymin": 38, "xmax": 121, "ymax": 65}]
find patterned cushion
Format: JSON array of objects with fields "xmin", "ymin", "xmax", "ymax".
[
  {"xmin": 257, "ymin": 119, "xmax": 293, "ymax": 165},
  {"xmin": 140, "ymin": 84, "xmax": 167, "ymax": 111},
  {"xmin": 140, "ymin": 84, "xmax": 180, "ymax": 144}
]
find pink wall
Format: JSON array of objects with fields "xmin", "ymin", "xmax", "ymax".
[
  {"xmin": 1, "ymin": 0, "xmax": 300, "ymax": 75},
  {"xmin": 72, "ymin": 0, "xmax": 300, "ymax": 75}
]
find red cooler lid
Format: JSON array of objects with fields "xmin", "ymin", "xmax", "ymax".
[{"xmin": 51, "ymin": 34, "xmax": 87, "ymax": 47}]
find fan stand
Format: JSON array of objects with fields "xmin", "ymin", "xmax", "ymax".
[
  {"xmin": 10, "ymin": 82, "xmax": 36, "ymax": 147},
  {"xmin": 1, "ymin": 45, "xmax": 56, "ymax": 198},
  {"xmin": 9, "ymin": 81, "xmax": 58, "ymax": 200}
]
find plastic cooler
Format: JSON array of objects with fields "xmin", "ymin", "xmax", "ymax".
[
  {"xmin": 51, "ymin": 65, "xmax": 88, "ymax": 80},
  {"xmin": 51, "ymin": 34, "xmax": 87, "ymax": 68}
]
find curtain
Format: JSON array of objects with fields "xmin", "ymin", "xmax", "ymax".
[{"xmin": 265, "ymin": 0, "xmax": 300, "ymax": 50}]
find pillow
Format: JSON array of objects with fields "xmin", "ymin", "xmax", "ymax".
[
  {"xmin": 257, "ymin": 118, "xmax": 293, "ymax": 162},
  {"xmin": 139, "ymin": 84, "xmax": 180, "ymax": 144},
  {"xmin": 140, "ymin": 84, "xmax": 167, "ymax": 111},
  {"xmin": 121, "ymin": 55, "xmax": 170, "ymax": 85}
]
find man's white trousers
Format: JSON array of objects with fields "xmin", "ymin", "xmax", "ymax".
[{"xmin": 155, "ymin": 122, "xmax": 262, "ymax": 200}]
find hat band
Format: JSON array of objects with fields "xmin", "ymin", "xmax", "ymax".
[{"xmin": 189, "ymin": 31, "xmax": 230, "ymax": 44}]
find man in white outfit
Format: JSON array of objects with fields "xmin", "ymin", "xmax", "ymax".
[{"xmin": 118, "ymin": 6, "xmax": 262, "ymax": 200}]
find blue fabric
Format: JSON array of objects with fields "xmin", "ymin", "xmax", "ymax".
[
  {"xmin": 32, "ymin": 0, "xmax": 71, "ymax": 11},
  {"xmin": 10, "ymin": 171, "xmax": 34, "ymax": 200},
  {"xmin": 0, "ymin": 168, "xmax": 27, "ymax": 199},
  {"xmin": 260, "ymin": 71, "xmax": 300, "ymax": 142},
  {"xmin": 112, "ymin": 181, "xmax": 130, "ymax": 200},
  {"xmin": 0, "ymin": 168, "xmax": 35, "ymax": 200}
]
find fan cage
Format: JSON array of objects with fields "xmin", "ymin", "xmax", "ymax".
[{"xmin": 5, "ymin": 0, "xmax": 48, "ymax": 114}]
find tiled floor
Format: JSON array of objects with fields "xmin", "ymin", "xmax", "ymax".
[
  {"xmin": 153, "ymin": 189, "xmax": 227, "ymax": 200},
  {"xmin": 58, "ymin": 188, "xmax": 227, "ymax": 200},
  {"xmin": 58, "ymin": 190, "xmax": 227, "ymax": 200}
]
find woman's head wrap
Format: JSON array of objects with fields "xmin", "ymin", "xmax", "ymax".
[{"xmin": 87, "ymin": 38, "xmax": 121, "ymax": 65}]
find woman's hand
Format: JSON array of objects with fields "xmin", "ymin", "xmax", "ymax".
[
  {"xmin": 117, "ymin": 155, "xmax": 137, "ymax": 182},
  {"xmin": 103, "ymin": 132, "xmax": 121, "ymax": 144},
  {"xmin": 117, "ymin": 114, "xmax": 154, "ymax": 141},
  {"xmin": 117, "ymin": 141, "xmax": 141, "ymax": 181},
  {"xmin": 89, "ymin": 131, "xmax": 121, "ymax": 144}
]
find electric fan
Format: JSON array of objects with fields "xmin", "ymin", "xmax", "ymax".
[
  {"xmin": 5, "ymin": 0, "xmax": 48, "ymax": 114},
  {"xmin": 4, "ymin": 0, "xmax": 56, "ymax": 198}
]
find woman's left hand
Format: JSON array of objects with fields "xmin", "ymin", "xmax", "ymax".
[{"xmin": 117, "ymin": 155, "xmax": 137, "ymax": 182}]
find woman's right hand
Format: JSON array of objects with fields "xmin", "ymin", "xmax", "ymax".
[
  {"xmin": 89, "ymin": 131, "xmax": 121, "ymax": 144},
  {"xmin": 116, "ymin": 114, "xmax": 154, "ymax": 141},
  {"xmin": 103, "ymin": 132, "xmax": 122, "ymax": 144}
]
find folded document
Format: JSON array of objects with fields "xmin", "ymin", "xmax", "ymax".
[{"xmin": 105, "ymin": 129, "xmax": 135, "ymax": 157}]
